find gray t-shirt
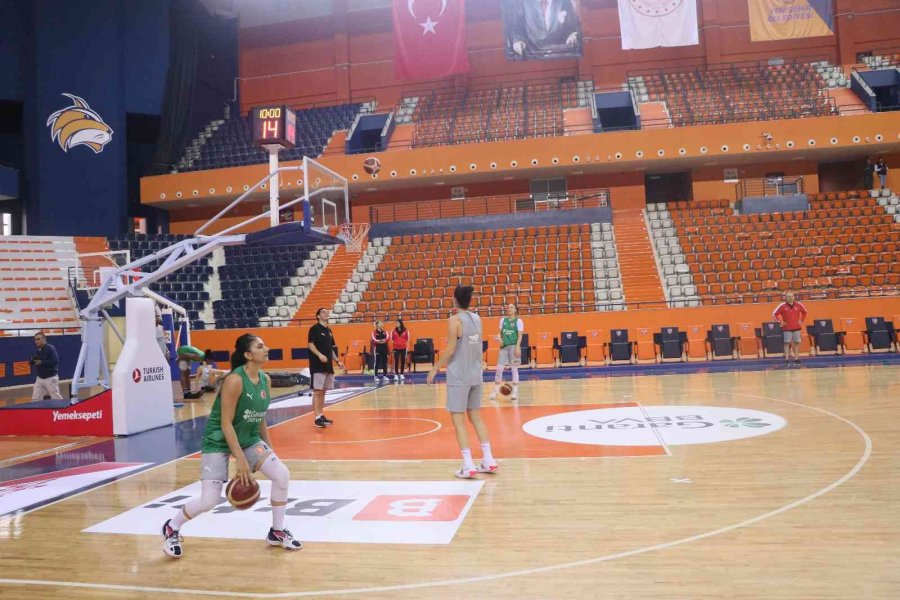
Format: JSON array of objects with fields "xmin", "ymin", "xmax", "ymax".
[{"xmin": 446, "ymin": 311, "xmax": 483, "ymax": 387}]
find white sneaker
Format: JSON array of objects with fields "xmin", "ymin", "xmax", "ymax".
[
  {"xmin": 393, "ymin": 376, "xmax": 399, "ymax": 384},
  {"xmin": 161, "ymin": 519, "xmax": 183, "ymax": 558},
  {"xmin": 267, "ymin": 527, "xmax": 302, "ymax": 550},
  {"xmin": 511, "ymin": 389, "xmax": 518, "ymax": 400},
  {"xmin": 455, "ymin": 467, "xmax": 477, "ymax": 479},
  {"xmin": 476, "ymin": 462, "xmax": 499, "ymax": 474},
  {"xmin": 489, "ymin": 385, "xmax": 500, "ymax": 400},
  {"xmin": 400, "ymin": 374, "xmax": 405, "ymax": 381}
]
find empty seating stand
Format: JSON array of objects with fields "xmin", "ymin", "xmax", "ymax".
[
  {"xmin": 107, "ymin": 234, "xmax": 213, "ymax": 328},
  {"xmin": 673, "ymin": 192, "xmax": 900, "ymax": 305},
  {"xmin": 175, "ymin": 102, "xmax": 365, "ymax": 173},
  {"xmin": 355, "ymin": 225, "xmax": 596, "ymax": 323},
  {"xmin": 408, "ymin": 78, "xmax": 591, "ymax": 148},
  {"xmin": 628, "ymin": 60, "xmax": 835, "ymax": 128},
  {"xmin": 215, "ymin": 244, "xmax": 318, "ymax": 329},
  {"xmin": 645, "ymin": 203, "xmax": 700, "ymax": 307},
  {"xmin": 0, "ymin": 236, "xmax": 81, "ymax": 333}
]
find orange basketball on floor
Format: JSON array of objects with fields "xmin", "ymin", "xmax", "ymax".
[
  {"xmin": 500, "ymin": 383, "xmax": 513, "ymax": 397},
  {"xmin": 225, "ymin": 477, "xmax": 260, "ymax": 510}
]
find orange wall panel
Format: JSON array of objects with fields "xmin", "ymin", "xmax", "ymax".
[
  {"xmin": 191, "ymin": 297, "xmax": 900, "ymax": 370},
  {"xmin": 692, "ymin": 161, "xmax": 820, "ymax": 202}
]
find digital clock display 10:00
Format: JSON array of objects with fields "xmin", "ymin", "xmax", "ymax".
[{"xmin": 251, "ymin": 105, "xmax": 296, "ymax": 148}]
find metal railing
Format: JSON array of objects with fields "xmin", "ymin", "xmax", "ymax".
[
  {"xmin": 369, "ymin": 188, "xmax": 609, "ymax": 224},
  {"xmin": 735, "ymin": 176, "xmax": 804, "ymax": 200}
]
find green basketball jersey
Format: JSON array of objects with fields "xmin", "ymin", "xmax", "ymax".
[
  {"xmin": 500, "ymin": 317, "xmax": 521, "ymax": 348},
  {"xmin": 201, "ymin": 365, "xmax": 270, "ymax": 454}
]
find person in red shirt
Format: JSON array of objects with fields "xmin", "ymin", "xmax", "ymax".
[
  {"xmin": 390, "ymin": 319, "xmax": 410, "ymax": 383},
  {"xmin": 772, "ymin": 292, "xmax": 808, "ymax": 367}
]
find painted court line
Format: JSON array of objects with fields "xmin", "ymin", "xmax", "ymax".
[
  {"xmin": 0, "ymin": 388, "xmax": 872, "ymax": 598},
  {"xmin": 634, "ymin": 402, "xmax": 672, "ymax": 456},
  {"xmin": 308, "ymin": 417, "xmax": 443, "ymax": 445}
]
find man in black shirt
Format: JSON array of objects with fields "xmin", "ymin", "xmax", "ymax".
[
  {"xmin": 307, "ymin": 308, "xmax": 344, "ymax": 429},
  {"xmin": 31, "ymin": 332, "xmax": 62, "ymax": 402}
]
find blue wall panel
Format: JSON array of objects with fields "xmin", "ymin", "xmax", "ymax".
[
  {"xmin": 0, "ymin": 334, "xmax": 80, "ymax": 388},
  {"xmin": 24, "ymin": 0, "xmax": 127, "ymax": 236},
  {"xmin": 0, "ymin": 0, "xmax": 26, "ymax": 101}
]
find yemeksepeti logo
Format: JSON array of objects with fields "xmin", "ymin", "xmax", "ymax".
[
  {"xmin": 52, "ymin": 410, "xmax": 103, "ymax": 423},
  {"xmin": 523, "ymin": 405, "xmax": 786, "ymax": 447},
  {"xmin": 46, "ymin": 93, "xmax": 113, "ymax": 154}
]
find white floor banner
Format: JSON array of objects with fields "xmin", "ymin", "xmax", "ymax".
[
  {"xmin": 0, "ymin": 462, "xmax": 149, "ymax": 516},
  {"xmin": 85, "ymin": 479, "xmax": 484, "ymax": 545}
]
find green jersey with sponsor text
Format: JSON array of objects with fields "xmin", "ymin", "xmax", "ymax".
[{"xmin": 201, "ymin": 365, "xmax": 270, "ymax": 453}]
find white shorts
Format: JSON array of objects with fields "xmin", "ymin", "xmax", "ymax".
[
  {"xmin": 312, "ymin": 372, "xmax": 335, "ymax": 391},
  {"xmin": 783, "ymin": 330, "xmax": 801, "ymax": 344},
  {"xmin": 497, "ymin": 345, "xmax": 520, "ymax": 368}
]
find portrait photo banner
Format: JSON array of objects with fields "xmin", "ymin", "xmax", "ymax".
[{"xmin": 502, "ymin": 0, "xmax": 584, "ymax": 61}]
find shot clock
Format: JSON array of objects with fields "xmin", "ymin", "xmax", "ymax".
[{"xmin": 250, "ymin": 105, "xmax": 296, "ymax": 148}]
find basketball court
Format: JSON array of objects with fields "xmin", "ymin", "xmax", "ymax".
[{"xmin": 0, "ymin": 364, "xmax": 896, "ymax": 599}]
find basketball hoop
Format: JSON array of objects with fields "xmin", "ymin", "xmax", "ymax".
[{"xmin": 334, "ymin": 222, "xmax": 370, "ymax": 252}]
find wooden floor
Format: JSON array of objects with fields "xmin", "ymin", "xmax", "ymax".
[{"xmin": 0, "ymin": 365, "xmax": 898, "ymax": 599}]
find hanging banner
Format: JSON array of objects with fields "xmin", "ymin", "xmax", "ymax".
[
  {"xmin": 393, "ymin": 0, "xmax": 469, "ymax": 81},
  {"xmin": 749, "ymin": 0, "xmax": 834, "ymax": 42},
  {"xmin": 502, "ymin": 0, "xmax": 583, "ymax": 61},
  {"xmin": 617, "ymin": 0, "xmax": 699, "ymax": 50}
]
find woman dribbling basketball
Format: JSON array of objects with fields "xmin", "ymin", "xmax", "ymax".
[{"xmin": 161, "ymin": 334, "xmax": 300, "ymax": 558}]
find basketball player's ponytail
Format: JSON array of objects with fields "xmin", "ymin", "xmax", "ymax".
[{"xmin": 230, "ymin": 334, "xmax": 258, "ymax": 370}]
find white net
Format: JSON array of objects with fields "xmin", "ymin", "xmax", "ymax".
[{"xmin": 335, "ymin": 222, "xmax": 370, "ymax": 253}]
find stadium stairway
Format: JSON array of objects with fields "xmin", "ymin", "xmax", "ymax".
[
  {"xmin": 610, "ymin": 209, "xmax": 666, "ymax": 306},
  {"xmin": 292, "ymin": 246, "xmax": 364, "ymax": 323},
  {"xmin": 637, "ymin": 101, "xmax": 670, "ymax": 129}
]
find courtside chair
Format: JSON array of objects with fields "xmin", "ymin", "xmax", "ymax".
[
  {"xmin": 755, "ymin": 322, "xmax": 785, "ymax": 358},
  {"xmin": 805, "ymin": 319, "xmax": 846, "ymax": 356},
  {"xmin": 706, "ymin": 324, "xmax": 740, "ymax": 360}
]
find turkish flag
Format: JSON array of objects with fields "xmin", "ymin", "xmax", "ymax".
[{"xmin": 393, "ymin": 0, "xmax": 469, "ymax": 81}]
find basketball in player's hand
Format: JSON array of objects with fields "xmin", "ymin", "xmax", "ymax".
[
  {"xmin": 499, "ymin": 383, "xmax": 513, "ymax": 397},
  {"xmin": 225, "ymin": 477, "xmax": 260, "ymax": 510}
]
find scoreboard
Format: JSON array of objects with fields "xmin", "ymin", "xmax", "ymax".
[{"xmin": 250, "ymin": 105, "xmax": 296, "ymax": 149}]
